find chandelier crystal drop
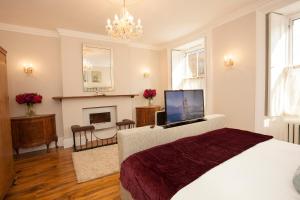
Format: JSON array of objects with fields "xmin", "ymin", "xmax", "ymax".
[{"xmin": 105, "ymin": 0, "xmax": 143, "ymax": 39}]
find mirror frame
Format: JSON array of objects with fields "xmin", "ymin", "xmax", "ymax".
[{"xmin": 82, "ymin": 43, "xmax": 114, "ymax": 92}]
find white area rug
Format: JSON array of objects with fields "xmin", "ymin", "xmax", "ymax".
[{"xmin": 72, "ymin": 144, "xmax": 119, "ymax": 183}]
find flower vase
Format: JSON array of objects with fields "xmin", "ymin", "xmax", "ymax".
[
  {"xmin": 148, "ymin": 98, "xmax": 153, "ymax": 106},
  {"xmin": 26, "ymin": 104, "xmax": 35, "ymax": 116}
]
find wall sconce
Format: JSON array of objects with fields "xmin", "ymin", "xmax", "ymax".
[
  {"xmin": 224, "ymin": 55, "xmax": 234, "ymax": 67},
  {"xmin": 23, "ymin": 64, "xmax": 33, "ymax": 75},
  {"xmin": 143, "ymin": 69, "xmax": 150, "ymax": 78}
]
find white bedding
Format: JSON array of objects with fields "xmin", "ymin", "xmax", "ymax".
[{"xmin": 172, "ymin": 139, "xmax": 300, "ymax": 200}]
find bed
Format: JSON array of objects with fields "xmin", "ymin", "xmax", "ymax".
[{"xmin": 117, "ymin": 115, "xmax": 300, "ymax": 200}]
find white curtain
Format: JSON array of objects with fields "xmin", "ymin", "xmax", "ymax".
[
  {"xmin": 284, "ymin": 68, "xmax": 300, "ymax": 116},
  {"xmin": 182, "ymin": 78, "xmax": 203, "ymax": 90},
  {"xmin": 270, "ymin": 67, "xmax": 287, "ymax": 115}
]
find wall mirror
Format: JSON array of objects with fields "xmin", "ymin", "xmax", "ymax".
[{"xmin": 82, "ymin": 44, "xmax": 114, "ymax": 92}]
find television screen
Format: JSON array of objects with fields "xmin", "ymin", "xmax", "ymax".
[{"xmin": 165, "ymin": 90, "xmax": 204, "ymax": 124}]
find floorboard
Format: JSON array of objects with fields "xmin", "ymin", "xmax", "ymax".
[{"xmin": 5, "ymin": 148, "xmax": 120, "ymax": 200}]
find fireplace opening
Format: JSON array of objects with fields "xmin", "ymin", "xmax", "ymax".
[
  {"xmin": 83, "ymin": 106, "xmax": 116, "ymax": 130},
  {"xmin": 89, "ymin": 112, "xmax": 111, "ymax": 124}
]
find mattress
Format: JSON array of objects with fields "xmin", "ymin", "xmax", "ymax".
[
  {"xmin": 120, "ymin": 128, "xmax": 273, "ymax": 200},
  {"xmin": 172, "ymin": 138, "xmax": 300, "ymax": 200}
]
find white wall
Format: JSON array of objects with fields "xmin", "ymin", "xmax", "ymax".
[
  {"xmin": 159, "ymin": 48, "xmax": 169, "ymax": 107},
  {"xmin": 0, "ymin": 30, "xmax": 64, "ymax": 152},
  {"xmin": 212, "ymin": 13, "xmax": 256, "ymax": 131},
  {"xmin": 60, "ymin": 36, "xmax": 163, "ymax": 104}
]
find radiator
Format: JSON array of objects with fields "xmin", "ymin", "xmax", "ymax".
[{"xmin": 287, "ymin": 120, "xmax": 300, "ymax": 144}]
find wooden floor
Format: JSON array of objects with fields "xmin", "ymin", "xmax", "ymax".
[{"xmin": 5, "ymin": 148, "xmax": 120, "ymax": 200}]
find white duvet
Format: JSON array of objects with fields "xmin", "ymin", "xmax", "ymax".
[{"xmin": 172, "ymin": 139, "xmax": 300, "ymax": 200}]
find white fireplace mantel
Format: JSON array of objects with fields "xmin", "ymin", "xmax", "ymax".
[{"xmin": 52, "ymin": 94, "xmax": 138, "ymax": 101}]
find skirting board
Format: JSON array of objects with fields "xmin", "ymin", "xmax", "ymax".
[
  {"xmin": 17, "ymin": 136, "xmax": 93, "ymax": 154},
  {"xmin": 16, "ymin": 136, "xmax": 101, "ymax": 154},
  {"xmin": 16, "ymin": 136, "xmax": 98, "ymax": 154},
  {"xmin": 16, "ymin": 137, "xmax": 64, "ymax": 154},
  {"xmin": 63, "ymin": 137, "xmax": 75, "ymax": 148}
]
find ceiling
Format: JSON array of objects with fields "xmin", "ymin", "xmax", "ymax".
[
  {"xmin": 276, "ymin": 1, "xmax": 300, "ymax": 15},
  {"xmin": 0, "ymin": 0, "xmax": 260, "ymax": 46}
]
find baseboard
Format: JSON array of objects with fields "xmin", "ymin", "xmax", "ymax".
[
  {"xmin": 63, "ymin": 137, "xmax": 74, "ymax": 149},
  {"xmin": 16, "ymin": 135, "xmax": 117, "ymax": 154},
  {"xmin": 16, "ymin": 137, "xmax": 64, "ymax": 154}
]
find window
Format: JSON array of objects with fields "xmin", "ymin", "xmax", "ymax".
[
  {"xmin": 186, "ymin": 50, "xmax": 205, "ymax": 78},
  {"xmin": 267, "ymin": 13, "xmax": 300, "ymax": 117},
  {"xmin": 292, "ymin": 18, "xmax": 300, "ymax": 66},
  {"xmin": 171, "ymin": 40, "xmax": 206, "ymax": 92}
]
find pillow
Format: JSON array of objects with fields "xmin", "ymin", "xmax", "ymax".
[{"xmin": 293, "ymin": 167, "xmax": 300, "ymax": 194}]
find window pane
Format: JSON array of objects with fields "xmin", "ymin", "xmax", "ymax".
[
  {"xmin": 293, "ymin": 19, "xmax": 300, "ymax": 66},
  {"xmin": 198, "ymin": 51, "xmax": 205, "ymax": 75},
  {"xmin": 187, "ymin": 53, "xmax": 197, "ymax": 78}
]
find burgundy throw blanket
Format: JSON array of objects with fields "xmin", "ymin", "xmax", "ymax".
[{"xmin": 120, "ymin": 128, "xmax": 273, "ymax": 200}]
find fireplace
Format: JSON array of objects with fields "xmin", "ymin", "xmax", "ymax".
[
  {"xmin": 83, "ymin": 106, "xmax": 117, "ymax": 130},
  {"xmin": 90, "ymin": 112, "xmax": 111, "ymax": 124}
]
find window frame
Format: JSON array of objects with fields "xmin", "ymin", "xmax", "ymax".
[
  {"xmin": 171, "ymin": 38, "xmax": 208, "ymax": 116},
  {"xmin": 171, "ymin": 45, "xmax": 207, "ymax": 90},
  {"xmin": 185, "ymin": 48, "xmax": 206, "ymax": 79},
  {"xmin": 266, "ymin": 12, "xmax": 300, "ymax": 116}
]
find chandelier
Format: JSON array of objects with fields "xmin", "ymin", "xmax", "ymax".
[{"xmin": 105, "ymin": 0, "xmax": 143, "ymax": 39}]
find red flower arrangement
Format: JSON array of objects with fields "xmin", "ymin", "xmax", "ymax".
[
  {"xmin": 143, "ymin": 89, "xmax": 156, "ymax": 99},
  {"xmin": 16, "ymin": 93, "xmax": 42, "ymax": 105},
  {"xmin": 16, "ymin": 93, "xmax": 42, "ymax": 116}
]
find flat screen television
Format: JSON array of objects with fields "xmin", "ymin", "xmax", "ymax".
[{"xmin": 164, "ymin": 90, "xmax": 204, "ymax": 125}]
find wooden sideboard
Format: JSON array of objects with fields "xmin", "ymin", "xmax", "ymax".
[
  {"xmin": 11, "ymin": 114, "xmax": 58, "ymax": 155},
  {"xmin": 136, "ymin": 106, "xmax": 161, "ymax": 127},
  {"xmin": 0, "ymin": 47, "xmax": 14, "ymax": 199}
]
